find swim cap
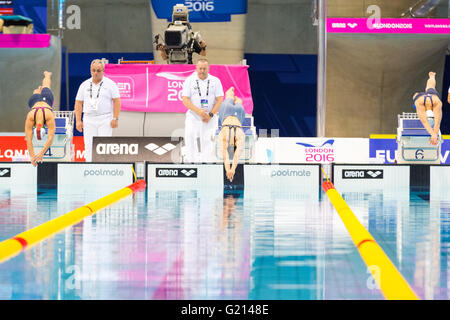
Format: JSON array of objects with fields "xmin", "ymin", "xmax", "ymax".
[{"xmin": 34, "ymin": 124, "xmax": 46, "ymax": 140}]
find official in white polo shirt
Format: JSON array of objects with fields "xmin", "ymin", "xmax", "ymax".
[
  {"xmin": 182, "ymin": 58, "xmax": 224, "ymax": 162},
  {"xmin": 75, "ymin": 59, "xmax": 121, "ymax": 162}
]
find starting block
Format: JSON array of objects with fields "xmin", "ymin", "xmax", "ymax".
[
  {"xmin": 215, "ymin": 115, "xmax": 257, "ymax": 162},
  {"xmin": 395, "ymin": 112, "xmax": 442, "ymax": 164},
  {"xmin": 32, "ymin": 111, "xmax": 75, "ymax": 162}
]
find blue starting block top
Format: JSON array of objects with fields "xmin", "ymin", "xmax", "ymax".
[
  {"xmin": 39, "ymin": 117, "xmax": 67, "ymax": 135},
  {"xmin": 402, "ymin": 119, "xmax": 424, "ymax": 129},
  {"xmin": 242, "ymin": 117, "xmax": 252, "ymax": 127},
  {"xmin": 55, "ymin": 118, "xmax": 66, "ymax": 127},
  {"xmin": 401, "ymin": 129, "xmax": 430, "ymax": 136}
]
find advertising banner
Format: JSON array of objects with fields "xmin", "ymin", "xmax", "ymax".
[
  {"xmin": 150, "ymin": 0, "xmax": 247, "ymax": 22},
  {"xmin": 0, "ymin": 163, "xmax": 37, "ymax": 187},
  {"xmin": 57, "ymin": 163, "xmax": 134, "ymax": 193},
  {"xmin": 147, "ymin": 163, "xmax": 223, "ymax": 189},
  {"xmin": 244, "ymin": 164, "xmax": 320, "ymax": 190},
  {"xmin": 0, "ymin": 136, "xmax": 85, "ymax": 162},
  {"xmin": 92, "ymin": 137, "xmax": 183, "ymax": 163},
  {"xmin": 333, "ymin": 164, "xmax": 410, "ymax": 190},
  {"xmin": 105, "ymin": 64, "xmax": 253, "ymax": 114},
  {"xmin": 254, "ymin": 138, "xmax": 370, "ymax": 164},
  {"xmin": 369, "ymin": 135, "xmax": 450, "ymax": 164},
  {"xmin": 327, "ymin": 18, "xmax": 450, "ymax": 34},
  {"xmin": 430, "ymin": 166, "xmax": 450, "ymax": 199}
]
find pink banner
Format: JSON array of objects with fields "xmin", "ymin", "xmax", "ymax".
[
  {"xmin": 327, "ymin": 18, "xmax": 450, "ymax": 34},
  {"xmin": 0, "ymin": 34, "xmax": 51, "ymax": 48},
  {"xmin": 105, "ymin": 64, "xmax": 254, "ymax": 114}
]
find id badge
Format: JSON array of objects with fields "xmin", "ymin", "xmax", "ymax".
[
  {"xmin": 86, "ymin": 98, "xmax": 99, "ymax": 112},
  {"xmin": 200, "ymin": 99, "xmax": 208, "ymax": 109}
]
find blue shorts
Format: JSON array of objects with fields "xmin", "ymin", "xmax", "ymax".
[{"xmin": 28, "ymin": 87, "xmax": 54, "ymax": 109}]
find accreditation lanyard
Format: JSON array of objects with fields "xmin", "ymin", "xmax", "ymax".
[
  {"xmin": 196, "ymin": 79, "xmax": 210, "ymax": 109},
  {"xmin": 196, "ymin": 79, "xmax": 210, "ymax": 97},
  {"xmin": 89, "ymin": 81, "xmax": 103, "ymax": 99}
]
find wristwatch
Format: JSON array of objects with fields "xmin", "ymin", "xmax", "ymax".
[
  {"xmin": 208, "ymin": 112, "xmax": 214, "ymax": 118},
  {"xmin": 113, "ymin": 117, "xmax": 119, "ymax": 121}
]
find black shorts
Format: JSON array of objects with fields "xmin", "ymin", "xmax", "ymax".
[{"xmin": 28, "ymin": 87, "xmax": 54, "ymax": 109}]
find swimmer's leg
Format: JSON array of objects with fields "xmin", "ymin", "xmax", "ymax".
[
  {"xmin": 42, "ymin": 71, "xmax": 52, "ymax": 89},
  {"xmin": 425, "ymin": 71, "xmax": 436, "ymax": 91}
]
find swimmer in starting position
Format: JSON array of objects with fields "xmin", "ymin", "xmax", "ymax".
[
  {"xmin": 412, "ymin": 71, "xmax": 443, "ymax": 146},
  {"xmin": 24, "ymin": 71, "xmax": 56, "ymax": 166},
  {"xmin": 218, "ymin": 87, "xmax": 246, "ymax": 182}
]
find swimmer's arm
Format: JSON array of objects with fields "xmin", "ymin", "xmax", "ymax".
[
  {"xmin": 231, "ymin": 131, "xmax": 245, "ymax": 171},
  {"xmin": 416, "ymin": 106, "xmax": 435, "ymax": 136},
  {"xmin": 432, "ymin": 100, "xmax": 443, "ymax": 135},
  {"xmin": 24, "ymin": 118, "xmax": 35, "ymax": 158},
  {"xmin": 37, "ymin": 118, "xmax": 55, "ymax": 156},
  {"xmin": 221, "ymin": 130, "xmax": 231, "ymax": 171}
]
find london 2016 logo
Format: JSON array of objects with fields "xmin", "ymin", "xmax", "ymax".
[{"xmin": 296, "ymin": 139, "xmax": 335, "ymax": 163}]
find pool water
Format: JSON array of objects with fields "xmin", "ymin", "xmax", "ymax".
[{"xmin": 0, "ymin": 185, "xmax": 448, "ymax": 300}]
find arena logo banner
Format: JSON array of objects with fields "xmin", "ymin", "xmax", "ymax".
[
  {"xmin": 147, "ymin": 163, "xmax": 223, "ymax": 189},
  {"xmin": 105, "ymin": 64, "xmax": 253, "ymax": 114},
  {"xmin": 342, "ymin": 169, "xmax": 383, "ymax": 179},
  {"xmin": 333, "ymin": 165, "xmax": 409, "ymax": 190},
  {"xmin": 0, "ymin": 167, "xmax": 11, "ymax": 178},
  {"xmin": 155, "ymin": 168, "xmax": 198, "ymax": 178},
  {"xmin": 93, "ymin": 137, "xmax": 183, "ymax": 163},
  {"xmin": 151, "ymin": 0, "xmax": 247, "ymax": 22},
  {"xmin": 327, "ymin": 18, "xmax": 450, "ymax": 34},
  {"xmin": 369, "ymin": 136, "xmax": 450, "ymax": 164}
]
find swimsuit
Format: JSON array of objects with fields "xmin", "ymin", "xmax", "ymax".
[
  {"xmin": 413, "ymin": 88, "xmax": 440, "ymax": 109},
  {"xmin": 219, "ymin": 98, "xmax": 245, "ymax": 125}
]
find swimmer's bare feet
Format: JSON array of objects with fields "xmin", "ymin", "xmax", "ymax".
[
  {"xmin": 44, "ymin": 71, "xmax": 52, "ymax": 77},
  {"xmin": 225, "ymin": 87, "xmax": 235, "ymax": 100},
  {"xmin": 429, "ymin": 71, "xmax": 436, "ymax": 78}
]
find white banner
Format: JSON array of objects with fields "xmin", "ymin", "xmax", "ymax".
[
  {"xmin": 244, "ymin": 164, "xmax": 320, "ymax": 190},
  {"xmin": 333, "ymin": 165, "xmax": 409, "ymax": 191},
  {"xmin": 254, "ymin": 138, "xmax": 370, "ymax": 164},
  {"xmin": 430, "ymin": 166, "xmax": 450, "ymax": 200},
  {"xmin": 0, "ymin": 163, "xmax": 37, "ymax": 194},
  {"xmin": 57, "ymin": 163, "xmax": 134, "ymax": 193}
]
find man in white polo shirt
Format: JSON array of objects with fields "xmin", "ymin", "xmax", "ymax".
[
  {"xmin": 75, "ymin": 59, "xmax": 121, "ymax": 162},
  {"xmin": 182, "ymin": 58, "xmax": 224, "ymax": 162}
]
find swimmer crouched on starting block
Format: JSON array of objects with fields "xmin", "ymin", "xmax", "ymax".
[
  {"xmin": 413, "ymin": 71, "xmax": 443, "ymax": 146},
  {"xmin": 24, "ymin": 71, "xmax": 56, "ymax": 166},
  {"xmin": 218, "ymin": 87, "xmax": 246, "ymax": 182}
]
